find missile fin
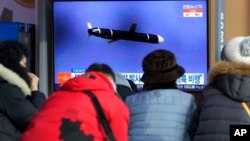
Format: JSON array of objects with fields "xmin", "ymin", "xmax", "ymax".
[
  {"xmin": 87, "ymin": 22, "xmax": 92, "ymax": 29},
  {"xmin": 129, "ymin": 23, "xmax": 137, "ymax": 33}
]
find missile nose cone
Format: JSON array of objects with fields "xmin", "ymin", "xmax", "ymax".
[{"xmin": 157, "ymin": 35, "xmax": 164, "ymax": 43}]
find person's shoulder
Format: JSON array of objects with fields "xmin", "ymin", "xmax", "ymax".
[
  {"xmin": 125, "ymin": 91, "xmax": 156, "ymax": 106},
  {"xmin": 0, "ymin": 81, "xmax": 26, "ymax": 100},
  {"xmin": 151, "ymin": 89, "xmax": 195, "ymax": 104},
  {"xmin": 172, "ymin": 89, "xmax": 195, "ymax": 99},
  {"xmin": 126, "ymin": 91, "xmax": 145, "ymax": 99},
  {"xmin": 163, "ymin": 89, "xmax": 193, "ymax": 96},
  {"xmin": 100, "ymin": 92, "xmax": 129, "ymax": 115},
  {"xmin": 179, "ymin": 90, "xmax": 195, "ymax": 97}
]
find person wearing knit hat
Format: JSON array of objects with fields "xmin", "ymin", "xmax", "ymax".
[
  {"xmin": 191, "ymin": 36, "xmax": 250, "ymax": 141},
  {"xmin": 125, "ymin": 49, "xmax": 196, "ymax": 141},
  {"xmin": 141, "ymin": 49, "xmax": 185, "ymax": 90}
]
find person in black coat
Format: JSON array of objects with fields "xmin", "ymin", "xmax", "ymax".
[
  {"xmin": 114, "ymin": 73, "xmax": 134, "ymax": 101},
  {"xmin": 191, "ymin": 36, "xmax": 250, "ymax": 141},
  {"xmin": 0, "ymin": 41, "xmax": 46, "ymax": 141}
]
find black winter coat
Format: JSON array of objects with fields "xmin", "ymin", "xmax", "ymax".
[
  {"xmin": 0, "ymin": 64, "xmax": 46, "ymax": 141},
  {"xmin": 191, "ymin": 61, "xmax": 250, "ymax": 141}
]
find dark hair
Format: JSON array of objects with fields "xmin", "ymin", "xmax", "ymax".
[
  {"xmin": 86, "ymin": 63, "xmax": 115, "ymax": 82},
  {"xmin": 0, "ymin": 40, "xmax": 30, "ymax": 84}
]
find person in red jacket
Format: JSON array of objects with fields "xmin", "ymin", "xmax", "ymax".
[{"xmin": 21, "ymin": 63, "xmax": 129, "ymax": 141}]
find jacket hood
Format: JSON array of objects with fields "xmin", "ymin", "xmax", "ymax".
[
  {"xmin": 0, "ymin": 63, "xmax": 31, "ymax": 96},
  {"xmin": 208, "ymin": 61, "xmax": 250, "ymax": 101},
  {"xmin": 60, "ymin": 71, "xmax": 115, "ymax": 93}
]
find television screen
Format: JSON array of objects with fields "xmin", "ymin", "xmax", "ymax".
[{"xmin": 53, "ymin": 0, "xmax": 208, "ymax": 92}]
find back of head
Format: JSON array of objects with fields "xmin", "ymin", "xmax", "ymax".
[
  {"xmin": 141, "ymin": 49, "xmax": 185, "ymax": 90},
  {"xmin": 221, "ymin": 36, "xmax": 250, "ymax": 64},
  {"xmin": 86, "ymin": 63, "xmax": 116, "ymax": 83},
  {"xmin": 0, "ymin": 40, "xmax": 29, "ymax": 70},
  {"xmin": 0, "ymin": 40, "xmax": 30, "ymax": 83}
]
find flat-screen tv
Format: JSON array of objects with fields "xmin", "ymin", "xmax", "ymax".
[{"xmin": 53, "ymin": 0, "xmax": 208, "ymax": 92}]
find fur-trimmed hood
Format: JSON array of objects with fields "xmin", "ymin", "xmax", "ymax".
[
  {"xmin": 0, "ymin": 63, "xmax": 31, "ymax": 96},
  {"xmin": 209, "ymin": 61, "xmax": 250, "ymax": 82},
  {"xmin": 208, "ymin": 61, "xmax": 250, "ymax": 101}
]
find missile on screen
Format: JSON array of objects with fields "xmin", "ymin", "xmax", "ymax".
[{"xmin": 87, "ymin": 22, "xmax": 164, "ymax": 44}]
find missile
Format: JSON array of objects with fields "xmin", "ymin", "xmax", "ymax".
[{"xmin": 87, "ymin": 22, "xmax": 164, "ymax": 44}]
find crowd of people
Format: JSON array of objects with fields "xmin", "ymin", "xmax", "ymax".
[{"xmin": 0, "ymin": 36, "xmax": 250, "ymax": 141}]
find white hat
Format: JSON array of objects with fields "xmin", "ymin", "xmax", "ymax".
[{"xmin": 221, "ymin": 36, "xmax": 250, "ymax": 64}]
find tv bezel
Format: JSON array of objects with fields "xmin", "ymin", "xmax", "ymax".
[{"xmin": 50, "ymin": 0, "xmax": 210, "ymax": 93}]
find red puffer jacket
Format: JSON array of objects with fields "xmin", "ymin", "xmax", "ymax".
[{"xmin": 20, "ymin": 72, "xmax": 129, "ymax": 141}]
